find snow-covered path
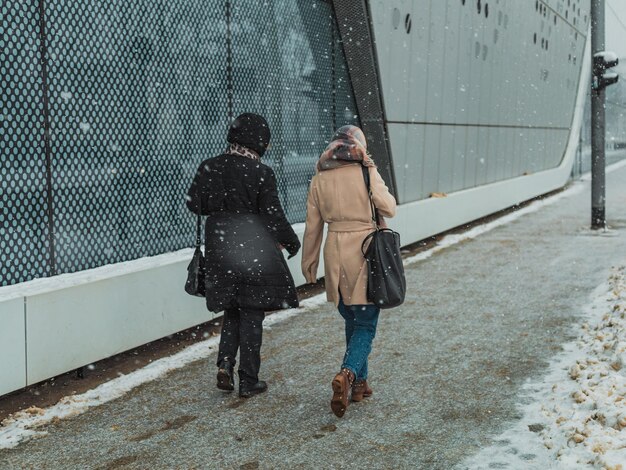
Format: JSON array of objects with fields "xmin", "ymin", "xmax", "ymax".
[
  {"xmin": 461, "ymin": 266, "xmax": 626, "ymax": 470},
  {"xmin": 2, "ymin": 164, "xmax": 626, "ymax": 469}
]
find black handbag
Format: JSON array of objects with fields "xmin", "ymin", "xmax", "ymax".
[
  {"xmin": 360, "ymin": 166, "xmax": 406, "ymax": 308},
  {"xmin": 185, "ymin": 213, "xmax": 206, "ymax": 297}
]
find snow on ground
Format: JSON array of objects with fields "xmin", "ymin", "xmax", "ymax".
[{"xmin": 462, "ymin": 265, "xmax": 626, "ymax": 470}]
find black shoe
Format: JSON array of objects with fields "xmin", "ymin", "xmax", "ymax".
[
  {"xmin": 217, "ymin": 363, "xmax": 235, "ymax": 391},
  {"xmin": 239, "ymin": 380, "xmax": 268, "ymax": 399}
]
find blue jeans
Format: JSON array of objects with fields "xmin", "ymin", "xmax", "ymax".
[{"xmin": 338, "ymin": 298, "xmax": 380, "ymax": 380}]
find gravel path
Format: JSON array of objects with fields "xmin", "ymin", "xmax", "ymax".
[{"xmin": 2, "ymin": 166, "xmax": 626, "ymax": 470}]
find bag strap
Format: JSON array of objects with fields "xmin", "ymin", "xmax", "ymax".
[
  {"xmin": 361, "ymin": 230, "xmax": 376, "ymax": 256},
  {"xmin": 361, "ymin": 165, "xmax": 378, "ymax": 228},
  {"xmin": 195, "ymin": 198, "xmax": 202, "ymax": 248},
  {"xmin": 195, "ymin": 215, "xmax": 202, "ymax": 247}
]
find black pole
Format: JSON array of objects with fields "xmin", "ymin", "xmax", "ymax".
[
  {"xmin": 578, "ymin": 131, "xmax": 583, "ymax": 177},
  {"xmin": 591, "ymin": 0, "xmax": 606, "ymax": 229},
  {"xmin": 225, "ymin": 0, "xmax": 233, "ymax": 121},
  {"xmin": 36, "ymin": 0, "xmax": 57, "ymax": 275}
]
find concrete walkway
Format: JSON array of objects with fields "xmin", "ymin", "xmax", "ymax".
[{"xmin": 1, "ymin": 165, "xmax": 626, "ymax": 470}]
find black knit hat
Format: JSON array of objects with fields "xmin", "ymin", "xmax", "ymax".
[{"xmin": 227, "ymin": 113, "xmax": 271, "ymax": 156}]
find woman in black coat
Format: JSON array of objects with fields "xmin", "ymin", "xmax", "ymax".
[{"xmin": 186, "ymin": 113, "xmax": 300, "ymax": 398}]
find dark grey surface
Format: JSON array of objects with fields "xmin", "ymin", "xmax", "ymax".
[
  {"xmin": 332, "ymin": 0, "xmax": 397, "ymax": 197},
  {"xmin": 2, "ymin": 166, "xmax": 626, "ymax": 470}
]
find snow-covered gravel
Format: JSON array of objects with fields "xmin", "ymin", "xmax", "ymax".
[{"xmin": 462, "ymin": 265, "xmax": 626, "ymax": 470}]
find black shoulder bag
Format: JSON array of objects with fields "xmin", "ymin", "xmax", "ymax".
[
  {"xmin": 185, "ymin": 211, "xmax": 206, "ymax": 297},
  {"xmin": 361, "ymin": 166, "xmax": 406, "ymax": 309}
]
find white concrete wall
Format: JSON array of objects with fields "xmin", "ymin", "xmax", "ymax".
[
  {"xmin": 24, "ymin": 261, "xmax": 216, "ymax": 385},
  {"xmin": 0, "ymin": 299, "xmax": 26, "ymax": 396}
]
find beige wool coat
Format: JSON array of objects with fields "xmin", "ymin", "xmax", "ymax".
[{"xmin": 301, "ymin": 164, "xmax": 397, "ymax": 306}]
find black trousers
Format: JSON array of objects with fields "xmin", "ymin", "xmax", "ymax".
[{"xmin": 216, "ymin": 306, "xmax": 265, "ymax": 386}]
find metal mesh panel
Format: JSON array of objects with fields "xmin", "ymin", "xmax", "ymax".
[
  {"xmin": 0, "ymin": 0, "xmax": 358, "ymax": 286},
  {"xmin": 231, "ymin": 0, "xmax": 358, "ymax": 222},
  {"xmin": 0, "ymin": 2, "xmax": 50, "ymax": 286},
  {"xmin": 44, "ymin": 1, "xmax": 227, "ymax": 273},
  {"xmin": 333, "ymin": 27, "xmax": 360, "ymax": 130}
]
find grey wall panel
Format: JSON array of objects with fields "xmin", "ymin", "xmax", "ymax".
[
  {"xmin": 425, "ymin": 0, "xmax": 446, "ymax": 125},
  {"xmin": 499, "ymin": 1, "xmax": 514, "ymax": 127},
  {"xmin": 362, "ymin": 0, "xmax": 588, "ymax": 202},
  {"xmin": 539, "ymin": 130, "xmax": 549, "ymax": 174},
  {"xmin": 388, "ymin": 124, "xmax": 409, "ymax": 202},
  {"xmin": 549, "ymin": 132, "xmax": 558, "ymax": 171},
  {"xmin": 441, "ymin": 2, "xmax": 460, "ymax": 125},
  {"xmin": 464, "ymin": 127, "xmax": 478, "ymax": 189},
  {"xmin": 477, "ymin": 2, "xmax": 491, "ymax": 128},
  {"xmin": 502, "ymin": 128, "xmax": 513, "ymax": 180},
  {"xmin": 540, "ymin": 131, "xmax": 551, "ymax": 173},
  {"xmin": 494, "ymin": 128, "xmax": 503, "ymax": 182},
  {"xmin": 437, "ymin": 125, "xmax": 455, "ymax": 193},
  {"xmin": 521, "ymin": 129, "xmax": 531, "ymax": 176},
  {"xmin": 542, "ymin": 131, "xmax": 552, "ymax": 173},
  {"xmin": 514, "ymin": 1, "xmax": 529, "ymax": 128},
  {"xmin": 552, "ymin": 131, "xmax": 569, "ymax": 168},
  {"xmin": 549, "ymin": 132, "xmax": 560, "ymax": 170},
  {"xmin": 518, "ymin": 1, "xmax": 530, "ymax": 129},
  {"xmin": 451, "ymin": 125, "xmax": 467, "ymax": 192},
  {"xmin": 523, "ymin": 129, "xmax": 535, "ymax": 175},
  {"xmin": 534, "ymin": 130, "xmax": 547, "ymax": 174},
  {"xmin": 553, "ymin": 12, "xmax": 566, "ymax": 127},
  {"xmin": 404, "ymin": 125, "xmax": 425, "ymax": 202},
  {"xmin": 549, "ymin": 17, "xmax": 558, "ymax": 127},
  {"xmin": 407, "ymin": 0, "xmax": 431, "ymax": 124},
  {"xmin": 529, "ymin": 129, "xmax": 539, "ymax": 175},
  {"xmin": 467, "ymin": 4, "xmax": 481, "ymax": 127},
  {"xmin": 535, "ymin": 4, "xmax": 547, "ymax": 127},
  {"xmin": 510, "ymin": 128, "xmax": 521, "ymax": 178},
  {"xmin": 501, "ymin": 128, "xmax": 511, "ymax": 181},
  {"xmin": 523, "ymin": 130, "xmax": 535, "ymax": 175},
  {"xmin": 489, "ymin": 4, "xmax": 504, "ymax": 183},
  {"xmin": 486, "ymin": 128, "xmax": 499, "ymax": 184},
  {"xmin": 422, "ymin": 125, "xmax": 441, "ymax": 197},
  {"xmin": 455, "ymin": 0, "xmax": 471, "ymax": 126},
  {"xmin": 370, "ymin": 0, "xmax": 410, "ymax": 123},
  {"xmin": 475, "ymin": 127, "xmax": 489, "ymax": 186}
]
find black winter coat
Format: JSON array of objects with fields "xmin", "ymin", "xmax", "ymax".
[{"xmin": 186, "ymin": 154, "xmax": 300, "ymax": 313}]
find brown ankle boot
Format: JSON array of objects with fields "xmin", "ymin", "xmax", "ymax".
[
  {"xmin": 351, "ymin": 379, "xmax": 373, "ymax": 402},
  {"xmin": 330, "ymin": 369, "xmax": 354, "ymax": 418}
]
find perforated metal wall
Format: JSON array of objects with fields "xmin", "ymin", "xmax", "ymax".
[
  {"xmin": 44, "ymin": 0, "xmax": 228, "ymax": 275},
  {"xmin": 229, "ymin": 1, "xmax": 358, "ymax": 222},
  {"xmin": 0, "ymin": 2, "xmax": 50, "ymax": 286},
  {"xmin": 0, "ymin": 0, "xmax": 358, "ymax": 286}
]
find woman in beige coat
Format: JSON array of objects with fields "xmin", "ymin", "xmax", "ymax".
[{"xmin": 302, "ymin": 125, "xmax": 396, "ymax": 417}]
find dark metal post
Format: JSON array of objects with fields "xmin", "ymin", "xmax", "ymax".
[
  {"xmin": 577, "ymin": 131, "xmax": 583, "ymax": 178},
  {"xmin": 591, "ymin": 0, "xmax": 606, "ymax": 229},
  {"xmin": 37, "ymin": 0, "xmax": 57, "ymax": 275},
  {"xmin": 225, "ymin": 0, "xmax": 233, "ymax": 121}
]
